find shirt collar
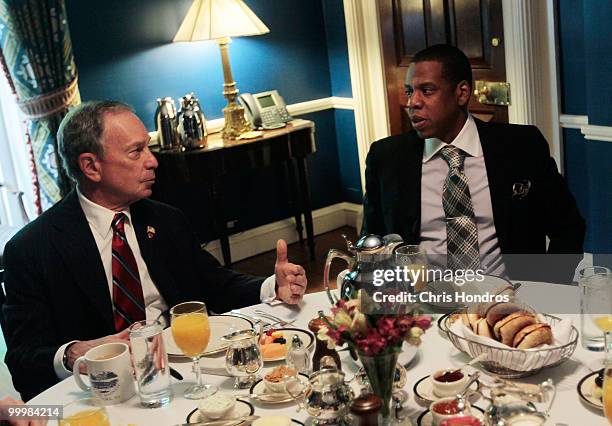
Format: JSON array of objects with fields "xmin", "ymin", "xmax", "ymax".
[
  {"xmin": 422, "ymin": 114, "xmax": 482, "ymax": 163},
  {"xmin": 77, "ymin": 187, "xmax": 132, "ymax": 239}
]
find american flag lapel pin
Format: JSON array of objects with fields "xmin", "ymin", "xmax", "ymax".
[{"xmin": 147, "ymin": 225, "xmax": 156, "ymax": 239}]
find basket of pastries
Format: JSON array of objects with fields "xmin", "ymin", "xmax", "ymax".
[{"xmin": 440, "ymin": 299, "xmax": 578, "ymax": 378}]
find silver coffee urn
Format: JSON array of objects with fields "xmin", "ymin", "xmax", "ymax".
[
  {"xmin": 154, "ymin": 97, "xmax": 180, "ymax": 150},
  {"xmin": 178, "ymin": 93, "xmax": 207, "ymax": 150}
]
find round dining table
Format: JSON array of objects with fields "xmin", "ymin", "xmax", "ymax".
[{"xmin": 30, "ymin": 281, "xmax": 608, "ymax": 425}]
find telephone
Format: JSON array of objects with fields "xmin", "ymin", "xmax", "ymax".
[{"xmin": 238, "ymin": 90, "xmax": 292, "ymax": 129}]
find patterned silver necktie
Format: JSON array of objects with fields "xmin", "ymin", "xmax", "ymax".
[{"xmin": 439, "ymin": 145, "xmax": 480, "ymax": 270}]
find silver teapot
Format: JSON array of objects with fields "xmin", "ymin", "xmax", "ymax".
[
  {"xmin": 300, "ymin": 366, "xmax": 355, "ymax": 425},
  {"xmin": 178, "ymin": 93, "xmax": 207, "ymax": 150},
  {"xmin": 323, "ymin": 234, "xmax": 404, "ymax": 305},
  {"xmin": 154, "ymin": 97, "xmax": 179, "ymax": 150}
]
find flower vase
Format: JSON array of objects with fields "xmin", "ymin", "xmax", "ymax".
[{"xmin": 358, "ymin": 351, "xmax": 399, "ymax": 420}]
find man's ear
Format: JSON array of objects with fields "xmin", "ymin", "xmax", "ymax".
[
  {"xmin": 78, "ymin": 153, "xmax": 102, "ymax": 183},
  {"xmin": 456, "ymin": 80, "xmax": 471, "ymax": 107}
]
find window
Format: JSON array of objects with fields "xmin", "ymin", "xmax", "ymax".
[{"xmin": 0, "ymin": 72, "xmax": 34, "ymax": 226}]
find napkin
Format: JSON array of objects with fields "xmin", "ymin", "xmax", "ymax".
[{"xmin": 448, "ymin": 315, "xmax": 574, "ymax": 372}]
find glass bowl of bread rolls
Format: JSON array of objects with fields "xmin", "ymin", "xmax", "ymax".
[{"xmin": 440, "ymin": 301, "xmax": 578, "ymax": 378}]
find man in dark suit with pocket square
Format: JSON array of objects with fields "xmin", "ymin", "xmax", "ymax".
[
  {"xmin": 361, "ymin": 44, "xmax": 585, "ymax": 283},
  {"xmin": 3, "ymin": 101, "xmax": 308, "ymax": 400}
]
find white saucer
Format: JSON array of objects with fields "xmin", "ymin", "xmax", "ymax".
[
  {"xmin": 417, "ymin": 405, "xmax": 485, "ymax": 426},
  {"xmin": 413, "ymin": 374, "xmax": 480, "ymax": 404},
  {"xmin": 186, "ymin": 398, "xmax": 254, "ymax": 425}
]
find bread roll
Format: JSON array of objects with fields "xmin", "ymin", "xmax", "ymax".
[
  {"xmin": 461, "ymin": 313, "xmax": 480, "ymax": 331},
  {"xmin": 493, "ymin": 312, "xmax": 537, "ymax": 346},
  {"xmin": 512, "ymin": 323, "xmax": 553, "ymax": 349},
  {"xmin": 475, "ymin": 318, "xmax": 495, "ymax": 339},
  {"xmin": 485, "ymin": 302, "xmax": 523, "ymax": 327}
]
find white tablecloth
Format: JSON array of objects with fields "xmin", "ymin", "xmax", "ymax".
[{"xmin": 30, "ymin": 283, "xmax": 608, "ymax": 425}]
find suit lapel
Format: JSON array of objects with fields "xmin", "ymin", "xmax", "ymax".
[
  {"xmin": 50, "ymin": 191, "xmax": 114, "ymax": 329},
  {"xmin": 130, "ymin": 201, "xmax": 180, "ymax": 307},
  {"xmin": 476, "ymin": 119, "xmax": 511, "ymax": 251},
  {"xmin": 396, "ymin": 135, "xmax": 424, "ymax": 243}
]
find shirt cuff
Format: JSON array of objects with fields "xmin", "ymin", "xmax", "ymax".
[
  {"xmin": 260, "ymin": 275, "xmax": 277, "ymax": 303},
  {"xmin": 53, "ymin": 340, "xmax": 79, "ymax": 380}
]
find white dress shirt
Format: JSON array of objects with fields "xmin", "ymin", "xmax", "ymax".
[
  {"xmin": 419, "ymin": 114, "xmax": 506, "ymax": 275},
  {"xmin": 53, "ymin": 190, "xmax": 276, "ymax": 378}
]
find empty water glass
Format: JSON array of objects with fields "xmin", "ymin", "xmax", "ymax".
[
  {"xmin": 129, "ymin": 320, "xmax": 173, "ymax": 407},
  {"xmin": 579, "ymin": 269, "xmax": 612, "ymax": 351}
]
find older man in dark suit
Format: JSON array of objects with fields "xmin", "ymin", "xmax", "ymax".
[
  {"xmin": 3, "ymin": 101, "xmax": 307, "ymax": 400},
  {"xmin": 362, "ymin": 44, "xmax": 585, "ymax": 283}
]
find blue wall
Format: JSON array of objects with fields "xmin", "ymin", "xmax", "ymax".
[
  {"xmin": 558, "ymin": 0, "xmax": 612, "ymax": 258},
  {"xmin": 66, "ymin": 0, "xmax": 362, "ymax": 240}
]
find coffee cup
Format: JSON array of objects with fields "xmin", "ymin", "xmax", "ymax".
[
  {"xmin": 431, "ymin": 368, "xmax": 468, "ymax": 397},
  {"xmin": 72, "ymin": 342, "xmax": 135, "ymax": 405}
]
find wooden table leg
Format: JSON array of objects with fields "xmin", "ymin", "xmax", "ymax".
[{"xmin": 296, "ymin": 157, "xmax": 315, "ymax": 260}]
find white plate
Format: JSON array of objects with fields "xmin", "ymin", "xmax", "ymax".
[
  {"xmin": 577, "ymin": 370, "xmax": 603, "ymax": 410},
  {"xmin": 417, "ymin": 405, "xmax": 485, "ymax": 426},
  {"xmin": 260, "ymin": 328, "xmax": 314, "ymax": 362},
  {"xmin": 186, "ymin": 398, "xmax": 254, "ymax": 425},
  {"xmin": 413, "ymin": 374, "xmax": 480, "ymax": 404},
  {"xmin": 249, "ymin": 373, "xmax": 309, "ymax": 404},
  {"xmin": 164, "ymin": 314, "xmax": 253, "ymax": 357}
]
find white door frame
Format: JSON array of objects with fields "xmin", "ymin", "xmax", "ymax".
[{"xmin": 343, "ymin": 0, "xmax": 564, "ymax": 184}]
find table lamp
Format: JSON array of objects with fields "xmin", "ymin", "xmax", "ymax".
[{"xmin": 173, "ymin": 0, "xmax": 270, "ymax": 140}]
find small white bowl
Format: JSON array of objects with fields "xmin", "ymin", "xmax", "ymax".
[
  {"xmin": 431, "ymin": 368, "xmax": 469, "ymax": 397},
  {"xmin": 430, "ymin": 396, "xmax": 472, "ymax": 426},
  {"xmin": 263, "ymin": 375, "xmax": 292, "ymax": 394},
  {"xmin": 198, "ymin": 393, "xmax": 236, "ymax": 419}
]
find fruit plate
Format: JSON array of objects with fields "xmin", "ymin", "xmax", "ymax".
[{"xmin": 260, "ymin": 327, "xmax": 314, "ymax": 362}]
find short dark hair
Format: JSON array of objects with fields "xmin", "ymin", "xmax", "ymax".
[
  {"xmin": 57, "ymin": 100, "xmax": 134, "ymax": 182},
  {"xmin": 412, "ymin": 44, "xmax": 472, "ymax": 89}
]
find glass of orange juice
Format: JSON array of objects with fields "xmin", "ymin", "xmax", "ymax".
[
  {"xmin": 170, "ymin": 301, "xmax": 217, "ymax": 399},
  {"xmin": 59, "ymin": 398, "xmax": 109, "ymax": 426},
  {"xmin": 604, "ymin": 331, "xmax": 612, "ymax": 424}
]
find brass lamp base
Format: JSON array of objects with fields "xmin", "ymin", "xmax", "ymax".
[{"xmin": 222, "ymin": 100, "xmax": 252, "ymax": 140}]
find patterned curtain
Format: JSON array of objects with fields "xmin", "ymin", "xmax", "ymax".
[{"xmin": 0, "ymin": 0, "xmax": 80, "ymax": 211}]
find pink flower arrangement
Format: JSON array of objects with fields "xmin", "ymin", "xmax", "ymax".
[{"xmin": 319, "ymin": 295, "xmax": 432, "ymax": 356}]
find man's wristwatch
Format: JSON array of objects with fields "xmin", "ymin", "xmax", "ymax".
[{"xmin": 62, "ymin": 342, "xmax": 77, "ymax": 371}]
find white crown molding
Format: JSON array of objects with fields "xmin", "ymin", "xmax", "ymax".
[
  {"xmin": 559, "ymin": 114, "xmax": 588, "ymax": 129},
  {"xmin": 558, "ymin": 114, "xmax": 612, "ymax": 142},
  {"xmin": 581, "ymin": 124, "xmax": 612, "ymax": 143},
  {"xmin": 203, "ymin": 202, "xmax": 362, "ymax": 263}
]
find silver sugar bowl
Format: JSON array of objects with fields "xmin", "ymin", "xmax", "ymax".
[{"xmin": 302, "ymin": 366, "xmax": 355, "ymax": 425}]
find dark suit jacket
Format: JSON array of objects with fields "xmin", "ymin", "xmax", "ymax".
[
  {"xmin": 361, "ymin": 119, "xmax": 585, "ymax": 282},
  {"xmin": 3, "ymin": 191, "xmax": 264, "ymax": 400}
]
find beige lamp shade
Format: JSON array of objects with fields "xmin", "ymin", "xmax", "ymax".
[{"xmin": 173, "ymin": 0, "xmax": 270, "ymax": 42}]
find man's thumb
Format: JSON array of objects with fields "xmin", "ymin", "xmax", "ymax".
[{"xmin": 276, "ymin": 239, "xmax": 288, "ymax": 263}]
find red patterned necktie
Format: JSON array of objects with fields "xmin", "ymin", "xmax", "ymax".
[{"xmin": 111, "ymin": 213, "xmax": 145, "ymax": 331}]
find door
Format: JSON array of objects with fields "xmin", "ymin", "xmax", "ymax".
[{"xmin": 379, "ymin": 0, "xmax": 508, "ymax": 135}]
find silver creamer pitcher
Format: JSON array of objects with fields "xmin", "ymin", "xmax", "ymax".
[
  {"xmin": 154, "ymin": 97, "xmax": 179, "ymax": 150},
  {"xmin": 178, "ymin": 93, "xmax": 207, "ymax": 150}
]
